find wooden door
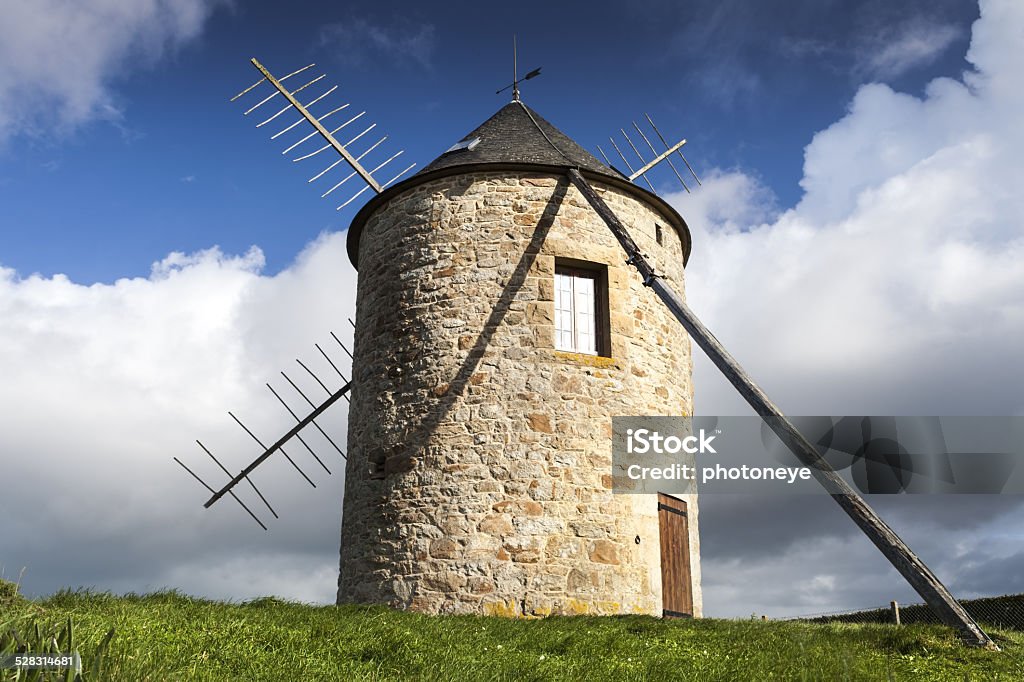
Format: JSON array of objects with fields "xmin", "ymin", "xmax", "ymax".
[{"xmin": 658, "ymin": 493, "xmax": 693, "ymax": 618}]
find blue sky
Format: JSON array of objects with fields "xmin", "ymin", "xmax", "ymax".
[
  {"xmin": 2, "ymin": 0, "xmax": 1023, "ymax": 619},
  {"xmin": 0, "ymin": 0, "xmax": 979, "ymax": 282}
]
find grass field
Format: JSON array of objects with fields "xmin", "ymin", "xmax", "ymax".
[{"xmin": 2, "ymin": 580, "xmax": 1022, "ymax": 681}]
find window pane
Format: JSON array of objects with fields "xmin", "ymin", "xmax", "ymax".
[
  {"xmin": 554, "ymin": 268, "xmax": 600, "ymax": 355},
  {"xmin": 573, "ymin": 274, "xmax": 597, "ymax": 355},
  {"xmin": 555, "ymin": 273, "xmax": 574, "ymax": 351}
]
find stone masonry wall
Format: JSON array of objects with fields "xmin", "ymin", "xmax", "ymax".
[{"xmin": 338, "ymin": 170, "xmax": 702, "ymax": 617}]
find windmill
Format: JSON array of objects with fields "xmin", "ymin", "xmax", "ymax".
[{"xmin": 175, "ymin": 48, "xmax": 995, "ymax": 648}]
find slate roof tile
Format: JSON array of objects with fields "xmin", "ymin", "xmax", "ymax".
[{"xmin": 419, "ymin": 101, "xmax": 623, "ymax": 180}]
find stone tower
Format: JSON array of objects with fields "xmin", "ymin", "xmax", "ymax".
[{"xmin": 338, "ymin": 101, "xmax": 701, "ymax": 618}]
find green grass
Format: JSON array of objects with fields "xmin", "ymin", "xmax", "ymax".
[{"xmin": 2, "ymin": 580, "xmax": 1022, "ymax": 681}]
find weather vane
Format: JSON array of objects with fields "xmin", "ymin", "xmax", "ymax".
[{"xmin": 495, "ymin": 35, "xmax": 541, "ymax": 102}]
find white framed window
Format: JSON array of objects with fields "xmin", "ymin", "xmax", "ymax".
[{"xmin": 555, "ymin": 267, "xmax": 600, "ymax": 355}]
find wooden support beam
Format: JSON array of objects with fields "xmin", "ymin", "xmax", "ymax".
[{"xmin": 565, "ymin": 167, "xmax": 996, "ymax": 650}]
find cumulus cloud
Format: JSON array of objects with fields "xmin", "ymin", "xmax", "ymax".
[
  {"xmin": 0, "ymin": 234, "xmax": 357, "ymax": 603},
  {"xmin": 676, "ymin": 0, "xmax": 1024, "ymax": 615},
  {"xmin": 2, "ymin": 0, "xmax": 1021, "ymax": 621},
  {"xmin": 0, "ymin": 0, "xmax": 221, "ymax": 142},
  {"xmin": 682, "ymin": 0, "xmax": 1024, "ymax": 417}
]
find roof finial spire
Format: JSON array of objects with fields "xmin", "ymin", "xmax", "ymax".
[
  {"xmin": 495, "ymin": 36, "xmax": 542, "ymax": 102},
  {"xmin": 512, "ymin": 35, "xmax": 520, "ymax": 102}
]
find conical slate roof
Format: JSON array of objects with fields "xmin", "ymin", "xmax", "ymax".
[
  {"xmin": 346, "ymin": 100, "xmax": 690, "ymax": 268},
  {"xmin": 418, "ymin": 101, "xmax": 622, "ymax": 179}
]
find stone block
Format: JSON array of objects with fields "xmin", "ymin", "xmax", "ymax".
[
  {"xmin": 522, "ymin": 177, "xmax": 558, "ymax": 187},
  {"xmin": 526, "ymin": 413, "xmax": 553, "ymax": 433},
  {"xmin": 429, "ymin": 538, "xmax": 459, "ymax": 559},
  {"xmin": 511, "ymin": 460, "xmax": 546, "ymax": 479},
  {"xmin": 546, "ymin": 535, "xmax": 579, "ymax": 559},
  {"xmin": 492, "ymin": 499, "xmax": 543, "ymax": 516},
  {"xmin": 514, "ymin": 516, "xmax": 564, "ymax": 535},
  {"xmin": 588, "ymin": 539, "xmax": 620, "ymax": 565},
  {"xmin": 385, "ymin": 454, "xmax": 417, "ymax": 477},
  {"xmin": 467, "ymin": 577, "xmax": 495, "ymax": 594},
  {"xmin": 525, "ymin": 302, "xmax": 553, "ymax": 325},
  {"xmin": 478, "ymin": 514, "xmax": 513, "ymax": 534},
  {"xmin": 424, "ymin": 570, "xmax": 467, "ymax": 592}
]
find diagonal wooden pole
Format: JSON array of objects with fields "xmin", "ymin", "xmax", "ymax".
[{"xmin": 566, "ymin": 168, "xmax": 996, "ymax": 649}]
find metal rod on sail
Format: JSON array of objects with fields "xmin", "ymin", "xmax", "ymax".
[
  {"xmin": 281, "ymin": 372, "xmax": 348, "ymax": 459},
  {"xmin": 229, "ymin": 411, "xmax": 316, "ymax": 488},
  {"xmin": 174, "ymin": 457, "xmax": 267, "ymax": 530},
  {"xmin": 197, "ymin": 440, "xmax": 278, "ymax": 519},
  {"xmin": 331, "ymin": 331, "xmax": 354, "ymax": 360},
  {"xmin": 204, "ymin": 383, "xmax": 350, "ymax": 508},
  {"xmin": 646, "ymin": 113, "xmax": 701, "ymax": 185},
  {"xmin": 266, "ymin": 384, "xmax": 332, "ymax": 475},
  {"xmin": 315, "ymin": 343, "xmax": 351, "ymax": 403},
  {"xmin": 633, "ymin": 120, "xmax": 689, "ymax": 192},
  {"xmin": 251, "ymin": 58, "xmax": 382, "ymax": 192}
]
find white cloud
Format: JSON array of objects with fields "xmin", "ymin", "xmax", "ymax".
[
  {"xmin": 856, "ymin": 19, "xmax": 961, "ymax": 80},
  {"xmin": 0, "ymin": 234, "xmax": 357, "ymax": 603},
  {"xmin": 0, "ymin": 0, "xmax": 221, "ymax": 142},
  {"xmin": 679, "ymin": 0, "xmax": 1024, "ymax": 419},
  {"xmin": 674, "ymin": 0, "xmax": 1024, "ymax": 615},
  {"xmin": 1, "ymin": 0, "xmax": 1021, "ymax": 620}
]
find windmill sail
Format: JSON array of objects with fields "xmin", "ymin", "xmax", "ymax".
[
  {"xmin": 601, "ymin": 115, "xmax": 700, "ymax": 194},
  {"xmin": 175, "ymin": 332, "xmax": 351, "ymax": 529},
  {"xmin": 230, "ymin": 58, "xmax": 417, "ymax": 211}
]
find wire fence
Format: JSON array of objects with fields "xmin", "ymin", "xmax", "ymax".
[{"xmin": 787, "ymin": 594, "xmax": 1024, "ymax": 632}]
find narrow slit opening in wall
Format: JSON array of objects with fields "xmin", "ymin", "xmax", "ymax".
[
  {"xmin": 655, "ymin": 224, "xmax": 664, "ymax": 246},
  {"xmin": 554, "ymin": 258, "xmax": 610, "ymax": 358}
]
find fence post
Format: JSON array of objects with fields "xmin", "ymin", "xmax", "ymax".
[{"xmin": 891, "ymin": 600, "xmax": 901, "ymax": 626}]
